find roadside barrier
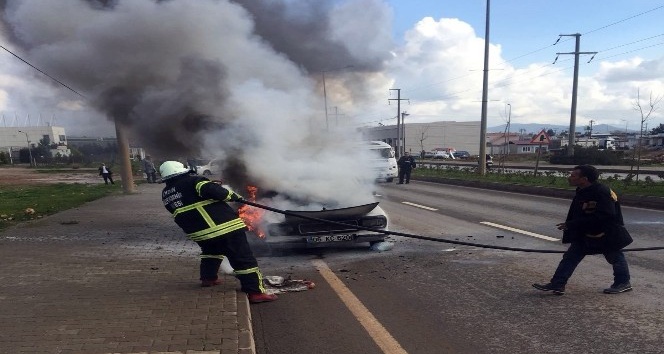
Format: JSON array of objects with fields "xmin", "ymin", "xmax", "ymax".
[{"xmin": 237, "ymin": 199, "xmax": 664, "ymax": 253}]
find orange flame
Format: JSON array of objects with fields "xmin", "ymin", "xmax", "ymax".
[{"xmin": 238, "ymin": 185, "xmax": 266, "ymax": 238}]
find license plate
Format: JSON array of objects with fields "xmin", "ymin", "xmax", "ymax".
[{"xmin": 306, "ymin": 234, "xmax": 354, "ymax": 243}]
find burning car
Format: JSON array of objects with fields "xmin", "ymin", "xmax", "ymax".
[{"xmin": 237, "ymin": 187, "xmax": 389, "ymax": 248}]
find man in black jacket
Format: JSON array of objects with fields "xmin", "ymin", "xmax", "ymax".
[
  {"xmin": 533, "ymin": 165, "xmax": 632, "ymax": 295},
  {"xmin": 159, "ymin": 161, "xmax": 277, "ymax": 303},
  {"xmin": 396, "ymin": 151, "xmax": 416, "ymax": 184}
]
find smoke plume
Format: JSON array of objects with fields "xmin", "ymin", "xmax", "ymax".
[{"xmin": 1, "ymin": 0, "xmax": 395, "ymax": 208}]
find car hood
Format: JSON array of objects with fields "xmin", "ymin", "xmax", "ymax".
[{"xmin": 284, "ymin": 202, "xmax": 379, "ymax": 223}]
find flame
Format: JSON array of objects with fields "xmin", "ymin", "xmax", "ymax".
[{"xmin": 238, "ymin": 185, "xmax": 266, "ymax": 238}]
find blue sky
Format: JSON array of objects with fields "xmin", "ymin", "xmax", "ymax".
[
  {"xmin": 387, "ymin": 0, "xmax": 664, "ymax": 67},
  {"xmin": 367, "ymin": 0, "xmax": 664, "ymax": 130}
]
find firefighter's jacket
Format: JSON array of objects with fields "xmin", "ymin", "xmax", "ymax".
[{"xmin": 162, "ymin": 175, "xmax": 246, "ymax": 242}]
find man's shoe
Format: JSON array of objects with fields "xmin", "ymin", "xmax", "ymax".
[
  {"xmin": 532, "ymin": 282, "xmax": 565, "ymax": 295},
  {"xmin": 201, "ymin": 279, "xmax": 222, "ymax": 287},
  {"xmin": 248, "ymin": 293, "xmax": 278, "ymax": 303},
  {"xmin": 603, "ymin": 282, "xmax": 632, "ymax": 294}
]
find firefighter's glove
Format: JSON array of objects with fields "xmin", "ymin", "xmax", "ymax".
[{"xmin": 229, "ymin": 193, "xmax": 244, "ymax": 202}]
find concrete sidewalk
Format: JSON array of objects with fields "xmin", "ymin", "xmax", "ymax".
[{"xmin": 0, "ymin": 183, "xmax": 255, "ymax": 354}]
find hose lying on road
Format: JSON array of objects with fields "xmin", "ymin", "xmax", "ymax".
[{"xmin": 237, "ymin": 199, "xmax": 664, "ymax": 254}]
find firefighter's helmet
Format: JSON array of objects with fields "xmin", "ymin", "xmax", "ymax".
[{"xmin": 159, "ymin": 161, "xmax": 190, "ymax": 180}]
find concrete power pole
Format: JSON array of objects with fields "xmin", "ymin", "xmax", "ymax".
[
  {"xmin": 555, "ymin": 33, "xmax": 597, "ymax": 157},
  {"xmin": 389, "ymin": 89, "xmax": 409, "ymax": 157},
  {"xmin": 114, "ymin": 122, "xmax": 135, "ymax": 194}
]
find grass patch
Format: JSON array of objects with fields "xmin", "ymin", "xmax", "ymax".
[
  {"xmin": 413, "ymin": 166, "xmax": 664, "ymax": 198},
  {"xmin": 0, "ymin": 183, "xmax": 121, "ymax": 231}
]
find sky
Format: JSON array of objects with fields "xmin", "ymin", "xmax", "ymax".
[
  {"xmin": 380, "ymin": 0, "xmax": 664, "ymax": 132},
  {"xmin": 1, "ymin": 0, "xmax": 663, "ymax": 139},
  {"xmin": 1, "ymin": 0, "xmax": 661, "ymax": 210}
]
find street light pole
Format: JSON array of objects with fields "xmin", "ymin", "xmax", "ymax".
[
  {"xmin": 401, "ymin": 112, "xmax": 409, "ymax": 154},
  {"xmin": 621, "ymin": 119, "xmax": 628, "ymax": 149},
  {"xmin": 17, "ymin": 130, "xmax": 33, "ymax": 167},
  {"xmin": 505, "ymin": 103, "xmax": 511, "ymax": 158}
]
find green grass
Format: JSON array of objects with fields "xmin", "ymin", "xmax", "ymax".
[
  {"xmin": 0, "ymin": 183, "xmax": 122, "ymax": 231},
  {"xmin": 413, "ymin": 166, "xmax": 664, "ymax": 197}
]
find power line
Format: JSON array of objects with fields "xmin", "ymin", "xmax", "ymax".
[
  {"xmin": 582, "ymin": 5, "xmax": 664, "ymax": 36},
  {"xmin": 399, "ymin": 5, "xmax": 664, "ymax": 95},
  {"xmin": 0, "ymin": 44, "xmax": 86, "ymax": 99}
]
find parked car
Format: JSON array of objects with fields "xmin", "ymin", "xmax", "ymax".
[
  {"xmin": 197, "ymin": 159, "xmax": 222, "ymax": 176},
  {"xmin": 453, "ymin": 151, "xmax": 471, "ymax": 159},
  {"xmin": 421, "ymin": 151, "xmax": 435, "ymax": 159},
  {"xmin": 432, "ymin": 151, "xmax": 450, "ymax": 159}
]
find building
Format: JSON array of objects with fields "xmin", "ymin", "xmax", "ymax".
[
  {"xmin": 0, "ymin": 125, "xmax": 71, "ymax": 158},
  {"xmin": 360, "ymin": 121, "xmax": 481, "ymax": 156}
]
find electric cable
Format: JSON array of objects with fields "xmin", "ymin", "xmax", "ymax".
[{"xmin": 237, "ymin": 199, "xmax": 664, "ymax": 254}]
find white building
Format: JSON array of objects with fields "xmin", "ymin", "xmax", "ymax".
[
  {"xmin": 0, "ymin": 125, "xmax": 71, "ymax": 157},
  {"xmin": 360, "ymin": 121, "xmax": 481, "ymax": 156}
]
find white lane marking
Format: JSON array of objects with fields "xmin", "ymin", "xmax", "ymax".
[
  {"xmin": 401, "ymin": 201, "xmax": 438, "ymax": 211},
  {"xmin": 312, "ymin": 259, "xmax": 408, "ymax": 354},
  {"xmin": 480, "ymin": 221, "xmax": 559, "ymax": 242}
]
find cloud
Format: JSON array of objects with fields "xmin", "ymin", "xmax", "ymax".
[{"xmin": 2, "ymin": 0, "xmax": 663, "ymax": 159}]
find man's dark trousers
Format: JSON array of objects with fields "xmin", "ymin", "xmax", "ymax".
[{"xmin": 550, "ymin": 242, "xmax": 630, "ymax": 286}]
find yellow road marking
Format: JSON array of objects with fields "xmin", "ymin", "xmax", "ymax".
[{"xmin": 312, "ymin": 259, "xmax": 408, "ymax": 354}]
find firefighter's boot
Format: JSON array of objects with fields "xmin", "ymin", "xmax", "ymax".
[{"xmin": 248, "ymin": 293, "xmax": 278, "ymax": 303}]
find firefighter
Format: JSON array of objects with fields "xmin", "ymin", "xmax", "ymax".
[{"xmin": 159, "ymin": 161, "xmax": 277, "ymax": 303}]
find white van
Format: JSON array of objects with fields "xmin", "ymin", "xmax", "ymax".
[{"xmin": 361, "ymin": 141, "xmax": 398, "ymax": 182}]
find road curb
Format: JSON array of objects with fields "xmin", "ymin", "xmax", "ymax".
[{"xmin": 238, "ymin": 291, "xmax": 256, "ymax": 354}]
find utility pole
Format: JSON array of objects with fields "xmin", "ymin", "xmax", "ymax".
[
  {"xmin": 554, "ymin": 33, "xmax": 597, "ymax": 157},
  {"xmin": 478, "ymin": 0, "xmax": 491, "ymax": 175},
  {"xmin": 114, "ymin": 122, "xmax": 135, "ymax": 194},
  {"xmin": 388, "ymin": 89, "xmax": 409, "ymax": 157},
  {"xmin": 331, "ymin": 106, "xmax": 345, "ymax": 127}
]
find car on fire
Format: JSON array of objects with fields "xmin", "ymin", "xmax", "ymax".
[
  {"xmin": 243, "ymin": 199, "xmax": 389, "ymax": 249},
  {"xmin": 265, "ymin": 202, "xmax": 387, "ymax": 248}
]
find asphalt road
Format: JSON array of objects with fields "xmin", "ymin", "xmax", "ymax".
[{"xmin": 249, "ymin": 181, "xmax": 664, "ymax": 354}]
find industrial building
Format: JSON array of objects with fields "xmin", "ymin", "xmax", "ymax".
[
  {"xmin": 0, "ymin": 125, "xmax": 71, "ymax": 158},
  {"xmin": 360, "ymin": 121, "xmax": 481, "ymax": 156}
]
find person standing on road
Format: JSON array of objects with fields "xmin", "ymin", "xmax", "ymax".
[
  {"xmin": 397, "ymin": 151, "xmax": 416, "ymax": 184},
  {"xmin": 533, "ymin": 164, "xmax": 633, "ymax": 295},
  {"xmin": 98, "ymin": 163, "xmax": 114, "ymax": 185},
  {"xmin": 142, "ymin": 156, "xmax": 157, "ymax": 183},
  {"xmin": 159, "ymin": 161, "xmax": 277, "ymax": 304}
]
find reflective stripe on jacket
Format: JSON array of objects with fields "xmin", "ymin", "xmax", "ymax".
[{"xmin": 162, "ymin": 175, "xmax": 246, "ymax": 242}]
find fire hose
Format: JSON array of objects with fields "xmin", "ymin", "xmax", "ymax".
[{"xmin": 237, "ymin": 199, "xmax": 664, "ymax": 253}]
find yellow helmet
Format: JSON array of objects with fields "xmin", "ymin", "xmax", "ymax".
[{"xmin": 159, "ymin": 161, "xmax": 190, "ymax": 180}]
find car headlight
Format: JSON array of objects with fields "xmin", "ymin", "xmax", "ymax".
[{"xmin": 360, "ymin": 216, "xmax": 387, "ymax": 228}]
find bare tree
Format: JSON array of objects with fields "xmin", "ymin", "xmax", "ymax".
[
  {"xmin": 631, "ymin": 89, "xmax": 663, "ymax": 181},
  {"xmin": 418, "ymin": 125, "xmax": 431, "ymax": 158}
]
